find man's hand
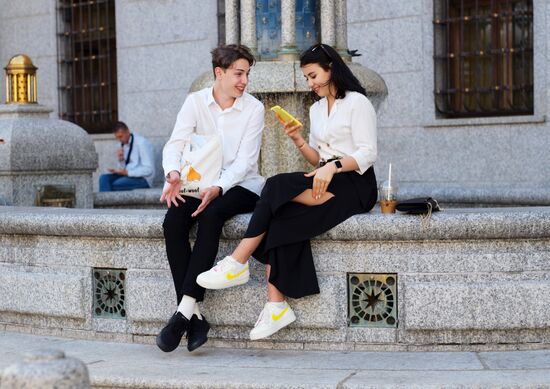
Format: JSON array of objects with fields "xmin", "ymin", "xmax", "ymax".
[
  {"xmin": 191, "ymin": 186, "xmax": 221, "ymax": 217},
  {"xmin": 160, "ymin": 171, "xmax": 184, "ymax": 208},
  {"xmin": 108, "ymin": 168, "xmax": 128, "ymax": 175},
  {"xmin": 304, "ymin": 163, "xmax": 336, "ymax": 199},
  {"xmin": 116, "ymin": 148, "xmax": 124, "ymax": 162}
]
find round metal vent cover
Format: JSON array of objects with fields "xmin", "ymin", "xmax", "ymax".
[
  {"xmin": 348, "ymin": 273, "xmax": 397, "ymax": 328},
  {"xmin": 92, "ymin": 268, "xmax": 126, "ymax": 319}
]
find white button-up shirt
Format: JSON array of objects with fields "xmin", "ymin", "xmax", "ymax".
[
  {"xmin": 309, "ymin": 91, "xmax": 377, "ymax": 174},
  {"xmin": 124, "ymin": 132, "xmax": 155, "ymax": 187},
  {"xmin": 163, "ymin": 87, "xmax": 265, "ymax": 195}
]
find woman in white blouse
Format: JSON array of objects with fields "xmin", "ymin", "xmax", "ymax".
[{"xmin": 197, "ymin": 43, "xmax": 378, "ymax": 340}]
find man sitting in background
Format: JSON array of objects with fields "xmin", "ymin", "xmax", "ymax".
[{"xmin": 99, "ymin": 121, "xmax": 155, "ymax": 191}]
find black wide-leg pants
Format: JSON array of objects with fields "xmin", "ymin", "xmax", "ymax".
[
  {"xmin": 163, "ymin": 186, "xmax": 259, "ymax": 304},
  {"xmin": 244, "ymin": 167, "xmax": 378, "ymax": 299}
]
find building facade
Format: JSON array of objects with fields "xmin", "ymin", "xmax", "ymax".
[{"xmin": 1, "ymin": 0, "xmax": 548, "ymax": 193}]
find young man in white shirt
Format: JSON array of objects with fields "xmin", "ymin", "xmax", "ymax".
[
  {"xmin": 157, "ymin": 44, "xmax": 265, "ymax": 353},
  {"xmin": 99, "ymin": 121, "xmax": 155, "ymax": 191}
]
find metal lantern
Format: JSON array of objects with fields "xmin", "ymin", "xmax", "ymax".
[{"xmin": 5, "ymin": 54, "xmax": 38, "ymax": 104}]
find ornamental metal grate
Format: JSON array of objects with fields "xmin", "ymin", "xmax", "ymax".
[
  {"xmin": 56, "ymin": 0, "xmax": 118, "ymax": 133},
  {"xmin": 348, "ymin": 273, "xmax": 398, "ymax": 328},
  {"xmin": 433, "ymin": 0, "xmax": 533, "ymax": 117},
  {"xmin": 92, "ymin": 268, "xmax": 126, "ymax": 319}
]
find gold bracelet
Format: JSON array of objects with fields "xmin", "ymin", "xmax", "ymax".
[{"xmin": 297, "ymin": 142, "xmax": 306, "ymax": 149}]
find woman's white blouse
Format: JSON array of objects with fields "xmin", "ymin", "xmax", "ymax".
[{"xmin": 308, "ymin": 91, "xmax": 377, "ymax": 174}]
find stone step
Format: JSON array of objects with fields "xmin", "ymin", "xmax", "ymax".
[{"xmin": 0, "ymin": 332, "xmax": 549, "ymax": 389}]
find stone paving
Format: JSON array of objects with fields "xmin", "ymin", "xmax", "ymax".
[{"xmin": 1, "ymin": 331, "xmax": 549, "ymax": 388}]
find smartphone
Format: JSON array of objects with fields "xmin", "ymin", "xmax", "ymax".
[{"xmin": 270, "ymin": 105, "xmax": 303, "ymax": 127}]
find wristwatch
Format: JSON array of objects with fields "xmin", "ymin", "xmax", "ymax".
[
  {"xmin": 165, "ymin": 170, "xmax": 180, "ymax": 181},
  {"xmin": 333, "ymin": 160, "xmax": 343, "ymax": 173}
]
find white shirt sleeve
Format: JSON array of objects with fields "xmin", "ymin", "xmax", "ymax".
[
  {"xmin": 349, "ymin": 96, "xmax": 377, "ymax": 174},
  {"xmin": 127, "ymin": 136, "xmax": 155, "ymax": 178},
  {"xmin": 214, "ymin": 103, "xmax": 265, "ymax": 194},
  {"xmin": 162, "ymin": 95, "xmax": 197, "ymax": 176}
]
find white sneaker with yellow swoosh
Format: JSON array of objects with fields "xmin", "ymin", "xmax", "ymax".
[
  {"xmin": 249, "ymin": 301, "xmax": 296, "ymax": 340},
  {"xmin": 196, "ymin": 256, "xmax": 249, "ymax": 289}
]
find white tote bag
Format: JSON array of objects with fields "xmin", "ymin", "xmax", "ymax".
[{"xmin": 178, "ymin": 134, "xmax": 222, "ymax": 199}]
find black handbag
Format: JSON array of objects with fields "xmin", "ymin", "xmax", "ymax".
[{"xmin": 396, "ymin": 197, "xmax": 441, "ymax": 215}]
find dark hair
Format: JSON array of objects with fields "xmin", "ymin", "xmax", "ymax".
[
  {"xmin": 211, "ymin": 44, "xmax": 255, "ymax": 78},
  {"xmin": 113, "ymin": 121, "xmax": 129, "ymax": 132},
  {"xmin": 299, "ymin": 43, "xmax": 366, "ymax": 100}
]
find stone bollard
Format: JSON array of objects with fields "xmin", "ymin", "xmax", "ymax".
[{"xmin": 0, "ymin": 349, "xmax": 90, "ymax": 389}]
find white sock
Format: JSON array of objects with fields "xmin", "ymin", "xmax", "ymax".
[
  {"xmin": 228, "ymin": 255, "xmax": 247, "ymax": 269},
  {"xmin": 267, "ymin": 301, "xmax": 286, "ymax": 311},
  {"xmin": 193, "ymin": 304, "xmax": 203, "ymax": 320},
  {"xmin": 177, "ymin": 295, "xmax": 196, "ymax": 319}
]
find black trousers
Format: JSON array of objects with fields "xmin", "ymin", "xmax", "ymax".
[{"xmin": 162, "ymin": 186, "xmax": 259, "ymax": 304}]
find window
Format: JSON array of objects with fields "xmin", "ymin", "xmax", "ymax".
[
  {"xmin": 217, "ymin": 0, "xmax": 319, "ymax": 60},
  {"xmin": 434, "ymin": 0, "xmax": 533, "ymax": 118},
  {"xmin": 256, "ymin": 0, "xmax": 319, "ymax": 60},
  {"xmin": 57, "ymin": 0, "xmax": 118, "ymax": 133}
]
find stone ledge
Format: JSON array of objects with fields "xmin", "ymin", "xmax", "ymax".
[
  {"xmin": 94, "ymin": 183, "xmax": 550, "ymax": 209},
  {"xmin": 1, "ymin": 205, "xmax": 550, "ymax": 241},
  {"xmin": 93, "ymin": 188, "xmax": 163, "ymax": 209},
  {"xmin": 92, "ymin": 183, "xmax": 550, "ymax": 210},
  {"xmin": 399, "ymin": 183, "xmax": 550, "ymax": 206}
]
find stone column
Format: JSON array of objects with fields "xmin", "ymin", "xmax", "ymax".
[
  {"xmin": 279, "ymin": 0, "xmax": 299, "ymax": 60},
  {"xmin": 240, "ymin": 0, "xmax": 257, "ymax": 53},
  {"xmin": 320, "ymin": 0, "xmax": 336, "ymax": 46},
  {"xmin": 225, "ymin": 0, "xmax": 240, "ymax": 44},
  {"xmin": 335, "ymin": 0, "xmax": 350, "ymax": 60}
]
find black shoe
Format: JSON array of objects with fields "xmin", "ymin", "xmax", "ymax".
[
  {"xmin": 187, "ymin": 314, "xmax": 210, "ymax": 352},
  {"xmin": 156, "ymin": 312, "xmax": 189, "ymax": 352}
]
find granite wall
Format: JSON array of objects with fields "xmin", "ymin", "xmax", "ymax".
[
  {"xmin": 1, "ymin": 0, "xmax": 548, "ymax": 192},
  {"xmin": 347, "ymin": 0, "xmax": 550, "ymax": 188},
  {"xmin": 1, "ymin": 206, "xmax": 549, "ymax": 350}
]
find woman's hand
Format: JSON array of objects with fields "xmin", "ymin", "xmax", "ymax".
[
  {"xmin": 305, "ymin": 163, "xmax": 336, "ymax": 199},
  {"xmin": 275, "ymin": 113, "xmax": 303, "ymax": 142}
]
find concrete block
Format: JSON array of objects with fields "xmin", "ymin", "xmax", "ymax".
[
  {"xmin": 478, "ymin": 349, "xmax": 550, "ymax": 370},
  {"xmin": 345, "ymin": 328, "xmax": 397, "ymax": 344},
  {"xmin": 117, "ymin": 42, "xmax": 211, "ymax": 94},
  {"xmin": 343, "ymin": 370, "xmax": 550, "ymax": 389},
  {"xmin": 116, "ymin": 0, "xmax": 217, "ymax": 48},
  {"xmin": 0, "ymin": 14, "xmax": 56, "ymax": 59},
  {"xmin": 398, "ymin": 328, "xmax": 550, "ymax": 346},
  {"xmin": 376, "ymin": 72, "xmax": 424, "ymax": 128},
  {"xmin": 0, "ymin": 0, "xmax": 53, "ymax": 19},
  {"xmin": 117, "ymin": 89, "xmax": 186, "ymax": 138},
  {"xmin": 348, "ymin": 0, "xmax": 422, "ymax": 23},
  {"xmin": 348, "ymin": 17, "xmax": 423, "ymax": 74},
  {"xmin": 403, "ymin": 277, "xmax": 550, "ymax": 330},
  {"xmin": 126, "ymin": 269, "xmax": 345, "ymax": 331},
  {"xmin": 0, "ymin": 265, "xmax": 89, "ymax": 320}
]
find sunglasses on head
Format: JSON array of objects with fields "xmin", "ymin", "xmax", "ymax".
[{"xmin": 311, "ymin": 44, "xmax": 332, "ymax": 59}]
